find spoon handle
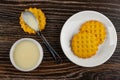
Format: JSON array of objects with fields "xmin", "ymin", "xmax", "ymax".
[{"xmin": 37, "ymin": 31, "xmax": 62, "ymax": 64}]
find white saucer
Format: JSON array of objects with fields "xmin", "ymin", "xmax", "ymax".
[{"xmin": 60, "ymin": 10, "xmax": 117, "ymax": 67}]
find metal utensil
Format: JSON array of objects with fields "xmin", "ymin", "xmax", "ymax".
[{"xmin": 22, "ymin": 11, "xmax": 62, "ymax": 63}]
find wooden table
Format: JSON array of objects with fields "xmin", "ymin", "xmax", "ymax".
[{"xmin": 0, "ymin": 0, "xmax": 120, "ymax": 80}]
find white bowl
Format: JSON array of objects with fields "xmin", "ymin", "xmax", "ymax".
[
  {"xmin": 60, "ymin": 10, "xmax": 117, "ymax": 67},
  {"xmin": 10, "ymin": 38, "xmax": 43, "ymax": 72}
]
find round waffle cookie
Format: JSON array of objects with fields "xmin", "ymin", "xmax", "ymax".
[
  {"xmin": 80, "ymin": 20, "xmax": 106, "ymax": 44},
  {"xmin": 20, "ymin": 7, "xmax": 46, "ymax": 34},
  {"xmin": 71, "ymin": 32, "xmax": 99, "ymax": 58}
]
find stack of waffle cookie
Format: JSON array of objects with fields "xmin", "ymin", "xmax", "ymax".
[{"xmin": 71, "ymin": 20, "xmax": 106, "ymax": 58}]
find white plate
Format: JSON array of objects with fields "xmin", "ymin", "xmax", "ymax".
[{"xmin": 60, "ymin": 10, "xmax": 117, "ymax": 67}]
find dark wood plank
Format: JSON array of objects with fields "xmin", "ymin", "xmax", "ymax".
[{"xmin": 0, "ymin": 0, "xmax": 120, "ymax": 80}]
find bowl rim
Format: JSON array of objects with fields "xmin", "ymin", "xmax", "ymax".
[
  {"xmin": 60, "ymin": 10, "xmax": 117, "ymax": 67},
  {"xmin": 10, "ymin": 38, "xmax": 43, "ymax": 72}
]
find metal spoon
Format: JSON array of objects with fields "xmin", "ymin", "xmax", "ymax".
[{"xmin": 22, "ymin": 11, "xmax": 62, "ymax": 63}]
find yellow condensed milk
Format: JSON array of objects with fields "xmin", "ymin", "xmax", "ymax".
[{"xmin": 10, "ymin": 38, "xmax": 43, "ymax": 72}]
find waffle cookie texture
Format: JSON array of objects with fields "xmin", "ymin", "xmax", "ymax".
[
  {"xmin": 80, "ymin": 20, "xmax": 106, "ymax": 44},
  {"xmin": 71, "ymin": 20, "xmax": 106, "ymax": 58},
  {"xmin": 71, "ymin": 32, "xmax": 99, "ymax": 58},
  {"xmin": 20, "ymin": 8, "xmax": 46, "ymax": 34}
]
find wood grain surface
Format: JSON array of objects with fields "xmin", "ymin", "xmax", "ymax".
[{"xmin": 0, "ymin": 0, "xmax": 120, "ymax": 80}]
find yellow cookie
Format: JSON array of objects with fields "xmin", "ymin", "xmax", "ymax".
[
  {"xmin": 71, "ymin": 32, "xmax": 99, "ymax": 58},
  {"xmin": 20, "ymin": 7, "xmax": 46, "ymax": 34},
  {"xmin": 80, "ymin": 20, "xmax": 106, "ymax": 44}
]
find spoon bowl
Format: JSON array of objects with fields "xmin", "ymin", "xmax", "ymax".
[{"xmin": 22, "ymin": 11, "xmax": 39, "ymax": 31}]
